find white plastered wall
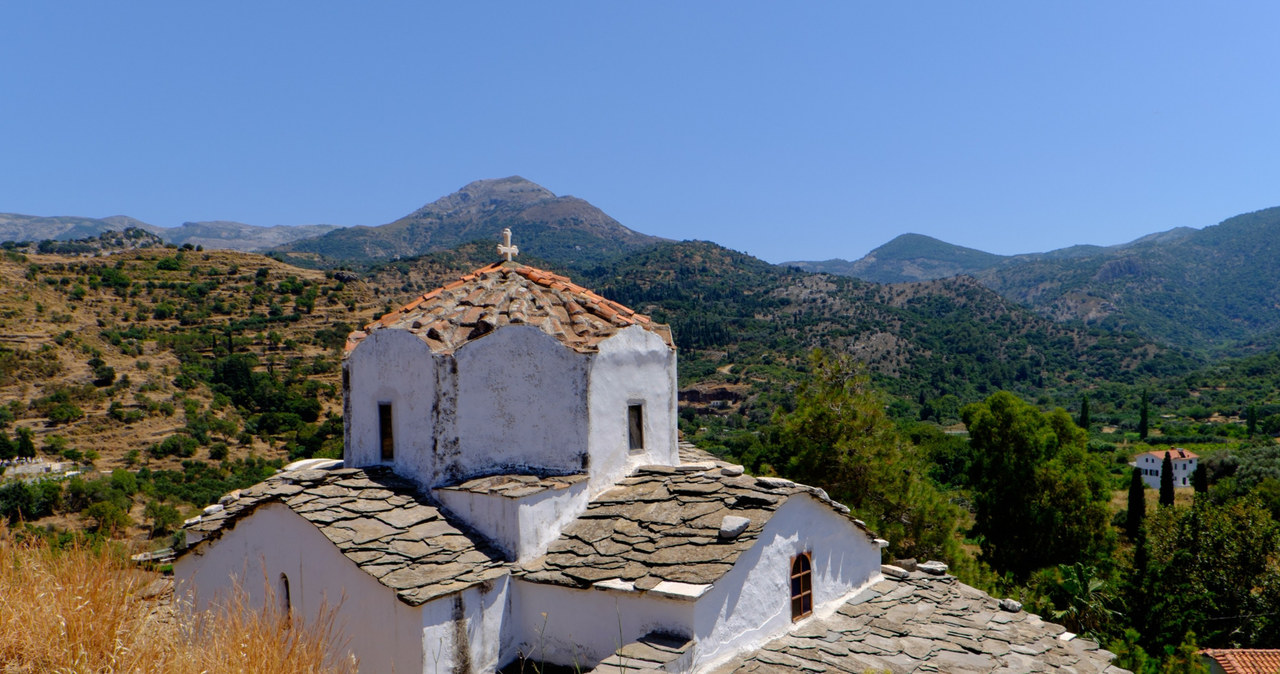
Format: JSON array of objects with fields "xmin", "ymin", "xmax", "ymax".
[
  {"xmin": 420, "ymin": 576, "xmax": 513, "ymax": 674},
  {"xmin": 344, "ymin": 329, "xmax": 438, "ymax": 481},
  {"xmin": 173, "ymin": 504, "xmax": 425, "ymax": 674},
  {"xmin": 586, "ymin": 326, "xmax": 679, "ymax": 495},
  {"xmin": 435, "ymin": 482, "xmax": 591, "ymax": 560},
  {"xmin": 510, "ymin": 580, "xmax": 695, "ymax": 668},
  {"xmin": 690, "ymin": 495, "xmax": 882, "ymax": 669},
  {"xmin": 451, "ymin": 326, "xmax": 590, "ymax": 482}
]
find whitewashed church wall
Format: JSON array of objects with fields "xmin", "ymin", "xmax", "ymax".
[
  {"xmin": 344, "ymin": 330, "xmax": 438, "ymax": 484},
  {"xmin": 420, "ymin": 576, "xmax": 512, "ymax": 674},
  {"xmin": 690, "ymin": 496, "xmax": 881, "ymax": 669},
  {"xmin": 173, "ymin": 504, "xmax": 425, "ymax": 673},
  {"xmin": 452, "ymin": 326, "xmax": 590, "ymax": 482},
  {"xmin": 436, "ymin": 482, "xmax": 590, "ymax": 561},
  {"xmin": 586, "ymin": 327, "xmax": 679, "ymax": 495},
  {"xmin": 511, "ymin": 579, "xmax": 695, "ymax": 668}
]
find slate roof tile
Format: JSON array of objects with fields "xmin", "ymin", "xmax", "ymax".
[
  {"xmin": 518, "ymin": 454, "xmax": 870, "ymax": 593},
  {"xmin": 177, "ymin": 466, "xmax": 505, "ymax": 606},
  {"xmin": 704, "ymin": 572, "xmax": 1130, "ymax": 674},
  {"xmin": 346, "ymin": 261, "xmax": 674, "ymax": 355}
]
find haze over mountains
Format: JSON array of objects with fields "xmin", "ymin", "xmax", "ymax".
[{"xmin": 0, "ymin": 213, "xmax": 339, "ymax": 252}]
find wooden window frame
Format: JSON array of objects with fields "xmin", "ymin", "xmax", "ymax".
[
  {"xmin": 378, "ymin": 402, "xmax": 394, "ymax": 461},
  {"xmin": 790, "ymin": 551, "xmax": 813, "ymax": 621},
  {"xmin": 627, "ymin": 403, "xmax": 645, "ymax": 452}
]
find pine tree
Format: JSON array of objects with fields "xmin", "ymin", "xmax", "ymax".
[
  {"xmin": 1159, "ymin": 451, "xmax": 1175, "ymax": 506},
  {"xmin": 1078, "ymin": 394, "xmax": 1090, "ymax": 431},
  {"xmin": 1126, "ymin": 467, "xmax": 1145, "ymax": 539},
  {"xmin": 1193, "ymin": 463, "xmax": 1207, "ymax": 493},
  {"xmin": 1138, "ymin": 391, "xmax": 1150, "ymax": 440}
]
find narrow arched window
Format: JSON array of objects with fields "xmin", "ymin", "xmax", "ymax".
[
  {"xmin": 279, "ymin": 572, "xmax": 292, "ymax": 619},
  {"xmin": 790, "ymin": 552, "xmax": 813, "ymax": 621}
]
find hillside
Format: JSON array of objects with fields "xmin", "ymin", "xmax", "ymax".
[
  {"xmin": 0, "ymin": 214, "xmax": 156, "ymax": 243},
  {"xmin": 783, "ymin": 233, "xmax": 1009, "ymax": 283},
  {"xmin": 273, "ymin": 176, "xmax": 667, "ymax": 267},
  {"xmin": 0, "ymin": 246, "xmax": 384, "ymax": 474},
  {"xmin": 974, "ymin": 206, "xmax": 1280, "ymax": 353}
]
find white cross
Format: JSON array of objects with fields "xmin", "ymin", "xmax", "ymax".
[{"xmin": 498, "ymin": 228, "xmax": 519, "ymax": 261}]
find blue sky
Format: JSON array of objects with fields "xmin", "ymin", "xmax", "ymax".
[{"xmin": 3, "ymin": 3, "xmax": 1279, "ymax": 263}]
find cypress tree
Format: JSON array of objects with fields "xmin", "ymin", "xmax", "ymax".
[
  {"xmin": 1078, "ymin": 394, "xmax": 1090, "ymax": 431},
  {"xmin": 1138, "ymin": 391, "xmax": 1150, "ymax": 440},
  {"xmin": 1126, "ymin": 466, "xmax": 1145, "ymax": 539},
  {"xmin": 1159, "ymin": 451, "xmax": 1175, "ymax": 506},
  {"xmin": 1248, "ymin": 405, "xmax": 1258, "ymax": 436},
  {"xmin": 0, "ymin": 432, "xmax": 13, "ymax": 461},
  {"xmin": 1192, "ymin": 463, "xmax": 1207, "ymax": 493}
]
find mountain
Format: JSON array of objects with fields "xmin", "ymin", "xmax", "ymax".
[
  {"xmin": 273, "ymin": 176, "xmax": 667, "ymax": 266},
  {"xmin": 974, "ymin": 207, "xmax": 1280, "ymax": 353},
  {"xmin": 783, "ymin": 233, "xmax": 1009, "ymax": 283},
  {"xmin": 161, "ymin": 221, "xmax": 343, "ymax": 251},
  {"xmin": 0, "ymin": 213, "xmax": 343, "ymax": 252},
  {"xmin": 0, "ymin": 213, "xmax": 159, "ymax": 242}
]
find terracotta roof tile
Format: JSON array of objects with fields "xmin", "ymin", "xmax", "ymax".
[
  {"xmin": 1201, "ymin": 649, "xmax": 1280, "ymax": 674},
  {"xmin": 346, "ymin": 261, "xmax": 673, "ymax": 355}
]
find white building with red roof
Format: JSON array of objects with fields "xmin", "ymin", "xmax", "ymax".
[{"xmin": 1135, "ymin": 447, "xmax": 1199, "ymax": 489}]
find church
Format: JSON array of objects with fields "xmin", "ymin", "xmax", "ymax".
[{"xmin": 175, "ymin": 231, "xmax": 1127, "ymax": 673}]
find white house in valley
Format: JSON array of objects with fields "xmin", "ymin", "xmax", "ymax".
[
  {"xmin": 174, "ymin": 234, "xmax": 1128, "ymax": 673},
  {"xmin": 1135, "ymin": 447, "xmax": 1199, "ymax": 489}
]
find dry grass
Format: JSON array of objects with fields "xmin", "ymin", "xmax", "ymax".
[{"xmin": 0, "ymin": 535, "xmax": 356, "ymax": 673}]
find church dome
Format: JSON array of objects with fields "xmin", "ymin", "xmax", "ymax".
[{"xmin": 345, "ymin": 261, "xmax": 673, "ymax": 355}]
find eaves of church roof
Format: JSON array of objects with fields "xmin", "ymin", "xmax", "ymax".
[{"xmin": 344, "ymin": 261, "xmax": 673, "ymax": 355}]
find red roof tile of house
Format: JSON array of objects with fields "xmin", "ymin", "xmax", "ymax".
[
  {"xmin": 345, "ymin": 261, "xmax": 673, "ymax": 355},
  {"xmin": 1201, "ymin": 649, "xmax": 1280, "ymax": 674},
  {"xmin": 1140, "ymin": 448, "xmax": 1199, "ymax": 462}
]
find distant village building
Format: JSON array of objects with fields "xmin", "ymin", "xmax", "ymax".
[
  {"xmin": 1135, "ymin": 448, "xmax": 1198, "ymax": 489},
  {"xmin": 175, "ymin": 232, "xmax": 1126, "ymax": 673}
]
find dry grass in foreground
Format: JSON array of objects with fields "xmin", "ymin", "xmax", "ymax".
[{"xmin": 0, "ymin": 535, "xmax": 356, "ymax": 673}]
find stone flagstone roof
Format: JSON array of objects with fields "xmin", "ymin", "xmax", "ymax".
[
  {"xmin": 179, "ymin": 466, "xmax": 507, "ymax": 606},
  {"xmin": 345, "ymin": 261, "xmax": 674, "ymax": 355},
  {"xmin": 518, "ymin": 460, "xmax": 873, "ymax": 593},
  {"xmin": 708, "ymin": 569, "xmax": 1130, "ymax": 674}
]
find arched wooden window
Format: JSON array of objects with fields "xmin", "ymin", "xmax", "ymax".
[{"xmin": 790, "ymin": 552, "xmax": 813, "ymax": 621}]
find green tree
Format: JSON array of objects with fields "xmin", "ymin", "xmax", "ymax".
[
  {"xmin": 1048, "ymin": 562, "xmax": 1116, "ymax": 639},
  {"xmin": 1248, "ymin": 404, "xmax": 1258, "ymax": 436},
  {"xmin": 15, "ymin": 427, "xmax": 35, "ymax": 458},
  {"xmin": 1144, "ymin": 499, "xmax": 1280, "ymax": 648},
  {"xmin": 1139, "ymin": 390, "xmax": 1150, "ymax": 440},
  {"xmin": 962, "ymin": 391, "xmax": 1113, "ymax": 580},
  {"xmin": 84, "ymin": 501, "xmax": 131, "ymax": 534},
  {"xmin": 0, "ymin": 431, "xmax": 14, "ymax": 461},
  {"xmin": 1160, "ymin": 452, "xmax": 1175, "ymax": 507},
  {"xmin": 1127, "ymin": 467, "xmax": 1146, "ymax": 539},
  {"xmin": 1078, "ymin": 394, "xmax": 1090, "ymax": 431},
  {"xmin": 1192, "ymin": 463, "xmax": 1207, "ymax": 493},
  {"xmin": 774, "ymin": 349, "xmax": 960, "ymax": 563},
  {"xmin": 143, "ymin": 500, "xmax": 181, "ymax": 537}
]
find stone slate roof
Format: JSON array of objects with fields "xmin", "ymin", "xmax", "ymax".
[
  {"xmin": 518, "ymin": 461, "xmax": 870, "ymax": 592},
  {"xmin": 709, "ymin": 570, "xmax": 1130, "ymax": 674},
  {"xmin": 437, "ymin": 472, "xmax": 588, "ymax": 499},
  {"xmin": 1200, "ymin": 649, "xmax": 1280, "ymax": 674},
  {"xmin": 345, "ymin": 261, "xmax": 673, "ymax": 355},
  {"xmin": 179, "ymin": 466, "xmax": 506, "ymax": 606}
]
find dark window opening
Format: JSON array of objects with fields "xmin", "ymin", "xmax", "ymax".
[
  {"xmin": 791, "ymin": 552, "xmax": 813, "ymax": 621},
  {"xmin": 628, "ymin": 403, "xmax": 645, "ymax": 452},
  {"xmin": 379, "ymin": 403, "xmax": 394, "ymax": 461},
  {"xmin": 279, "ymin": 572, "xmax": 292, "ymax": 619}
]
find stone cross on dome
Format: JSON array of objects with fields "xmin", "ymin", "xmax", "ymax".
[{"xmin": 498, "ymin": 228, "xmax": 519, "ymax": 262}]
